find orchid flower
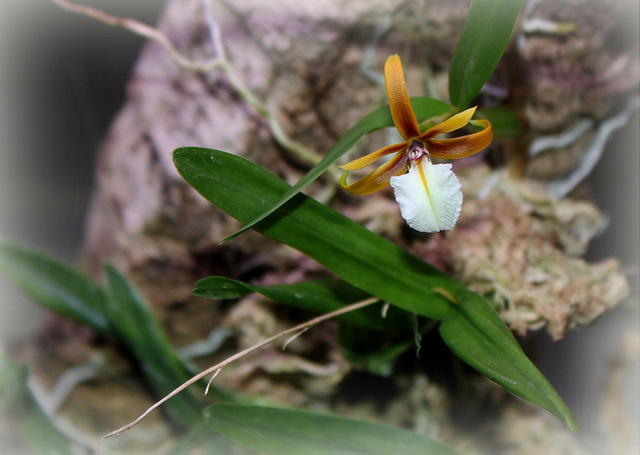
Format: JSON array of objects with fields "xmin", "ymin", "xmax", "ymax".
[{"xmin": 340, "ymin": 54, "xmax": 493, "ymax": 233}]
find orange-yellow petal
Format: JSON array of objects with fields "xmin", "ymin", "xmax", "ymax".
[
  {"xmin": 340, "ymin": 142, "xmax": 408, "ymax": 171},
  {"xmin": 426, "ymin": 119, "xmax": 493, "ymax": 159},
  {"xmin": 340, "ymin": 152, "xmax": 408, "ymax": 195},
  {"xmin": 385, "ymin": 55, "xmax": 420, "ymax": 140},
  {"xmin": 420, "ymin": 106, "xmax": 477, "ymax": 140}
]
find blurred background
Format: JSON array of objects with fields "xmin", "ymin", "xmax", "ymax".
[
  {"xmin": 0, "ymin": 1, "xmax": 637, "ymax": 453},
  {"xmin": 0, "ymin": 1, "xmax": 163, "ymax": 341}
]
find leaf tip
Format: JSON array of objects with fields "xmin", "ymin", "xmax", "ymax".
[
  {"xmin": 219, "ymin": 231, "xmax": 239, "ymax": 245},
  {"xmin": 565, "ymin": 414, "xmax": 580, "ymax": 432}
]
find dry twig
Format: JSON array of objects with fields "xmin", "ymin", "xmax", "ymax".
[
  {"xmin": 97, "ymin": 297, "xmax": 379, "ymax": 452},
  {"xmin": 52, "ymin": 0, "xmax": 336, "ymax": 176}
]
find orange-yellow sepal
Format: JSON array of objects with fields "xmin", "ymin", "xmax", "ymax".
[
  {"xmin": 340, "ymin": 142, "xmax": 407, "ymax": 171},
  {"xmin": 427, "ymin": 119, "xmax": 493, "ymax": 159},
  {"xmin": 339, "ymin": 152, "xmax": 408, "ymax": 195},
  {"xmin": 385, "ymin": 55, "xmax": 420, "ymax": 140}
]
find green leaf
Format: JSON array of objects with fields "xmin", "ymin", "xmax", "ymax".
[
  {"xmin": 338, "ymin": 317, "xmax": 436, "ymax": 377},
  {"xmin": 477, "ymin": 105, "xmax": 523, "ymax": 138},
  {"xmin": 174, "ymin": 148, "xmax": 577, "ymax": 429},
  {"xmin": 0, "ymin": 240, "xmax": 111, "ymax": 335},
  {"xmin": 174, "ymin": 147, "xmax": 460, "ymax": 320},
  {"xmin": 338, "ymin": 324, "xmax": 414, "ymax": 377},
  {"xmin": 195, "ymin": 276, "xmax": 417, "ymax": 375},
  {"xmin": 204, "ymin": 404, "xmax": 460, "ymax": 455},
  {"xmin": 223, "ymin": 97, "xmax": 452, "ymax": 242},
  {"xmin": 194, "ymin": 277, "xmax": 405, "ymax": 330},
  {"xmin": 164, "ymin": 421, "xmax": 257, "ymax": 455},
  {"xmin": 0, "ymin": 354, "xmax": 73, "ymax": 455},
  {"xmin": 449, "ymin": 0, "xmax": 524, "ymax": 108},
  {"xmin": 104, "ymin": 264, "xmax": 202, "ymax": 426},
  {"xmin": 439, "ymin": 289, "xmax": 579, "ymax": 431}
]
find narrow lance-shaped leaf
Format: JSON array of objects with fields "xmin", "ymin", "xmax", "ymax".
[
  {"xmin": 338, "ymin": 323, "xmax": 416, "ymax": 377},
  {"xmin": 223, "ymin": 98, "xmax": 452, "ymax": 242},
  {"xmin": 0, "ymin": 240, "xmax": 111, "ymax": 335},
  {"xmin": 204, "ymin": 404, "xmax": 461, "ymax": 455},
  {"xmin": 104, "ymin": 264, "xmax": 203, "ymax": 426},
  {"xmin": 0, "ymin": 354, "xmax": 73, "ymax": 455},
  {"xmin": 163, "ymin": 421, "xmax": 249, "ymax": 455},
  {"xmin": 174, "ymin": 147, "xmax": 459, "ymax": 320},
  {"xmin": 196, "ymin": 277, "xmax": 416, "ymax": 376},
  {"xmin": 194, "ymin": 276, "xmax": 406, "ymax": 330},
  {"xmin": 449, "ymin": 0, "xmax": 524, "ymax": 108},
  {"xmin": 476, "ymin": 105, "xmax": 523, "ymax": 138},
  {"xmin": 439, "ymin": 289, "xmax": 579, "ymax": 430},
  {"xmin": 174, "ymin": 148, "xmax": 577, "ymax": 429}
]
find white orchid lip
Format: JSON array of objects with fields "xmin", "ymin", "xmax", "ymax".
[{"xmin": 390, "ymin": 157, "xmax": 463, "ymax": 233}]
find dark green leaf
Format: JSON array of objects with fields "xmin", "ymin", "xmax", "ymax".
[
  {"xmin": 0, "ymin": 354, "xmax": 73, "ymax": 455},
  {"xmin": 104, "ymin": 264, "xmax": 202, "ymax": 426},
  {"xmin": 449, "ymin": 0, "xmax": 525, "ymax": 108},
  {"xmin": 174, "ymin": 147, "xmax": 460, "ymax": 320},
  {"xmin": 439, "ymin": 289, "xmax": 579, "ymax": 430},
  {"xmin": 174, "ymin": 148, "xmax": 577, "ymax": 429},
  {"xmin": 194, "ymin": 276, "xmax": 255, "ymax": 300},
  {"xmin": 204, "ymin": 404, "xmax": 460, "ymax": 455},
  {"xmin": 194, "ymin": 277, "xmax": 405, "ymax": 330},
  {"xmin": 223, "ymin": 97, "xmax": 452, "ymax": 242},
  {"xmin": 0, "ymin": 240, "xmax": 111, "ymax": 335},
  {"xmin": 338, "ymin": 324, "xmax": 414, "ymax": 376},
  {"xmin": 339, "ymin": 316, "xmax": 437, "ymax": 376}
]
